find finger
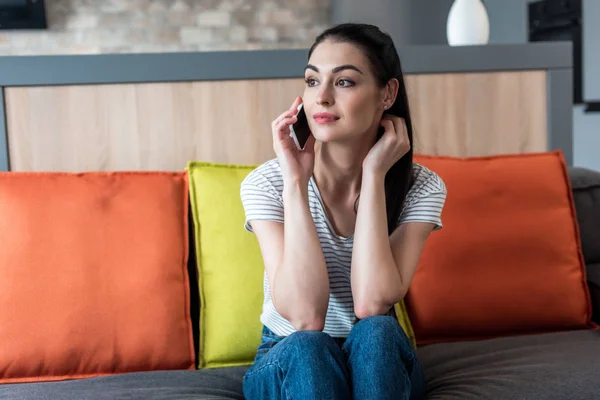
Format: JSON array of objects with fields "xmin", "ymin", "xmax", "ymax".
[
  {"xmin": 273, "ymin": 127, "xmax": 296, "ymax": 153},
  {"xmin": 278, "ymin": 131, "xmax": 298, "ymax": 151},
  {"xmin": 272, "ymin": 98, "xmax": 302, "ymax": 127},
  {"xmin": 279, "ymin": 115, "xmax": 297, "ymax": 128},
  {"xmin": 279, "ymin": 113, "xmax": 298, "ymax": 125},
  {"xmin": 397, "ymin": 118, "xmax": 408, "ymax": 136},
  {"xmin": 380, "ymin": 119, "xmax": 395, "ymax": 134},
  {"xmin": 391, "ymin": 118, "xmax": 410, "ymax": 149},
  {"xmin": 386, "ymin": 117, "xmax": 410, "ymax": 155},
  {"xmin": 390, "ymin": 117, "xmax": 406, "ymax": 137},
  {"xmin": 278, "ymin": 97, "xmax": 302, "ymax": 124},
  {"xmin": 273, "ymin": 111, "xmax": 294, "ymax": 127},
  {"xmin": 277, "ymin": 106, "xmax": 300, "ymax": 125},
  {"xmin": 273, "ymin": 116, "xmax": 298, "ymax": 141},
  {"xmin": 273, "ymin": 113, "xmax": 297, "ymax": 135},
  {"xmin": 289, "ymin": 96, "xmax": 302, "ymax": 112},
  {"xmin": 303, "ymin": 134, "xmax": 316, "ymax": 154}
]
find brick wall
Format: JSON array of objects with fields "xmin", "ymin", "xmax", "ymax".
[{"xmin": 0, "ymin": 0, "xmax": 331, "ymax": 55}]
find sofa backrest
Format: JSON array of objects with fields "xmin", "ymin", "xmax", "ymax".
[{"xmin": 568, "ymin": 166, "xmax": 600, "ymax": 323}]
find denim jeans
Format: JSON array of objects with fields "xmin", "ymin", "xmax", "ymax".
[{"xmin": 242, "ymin": 315, "xmax": 426, "ymax": 400}]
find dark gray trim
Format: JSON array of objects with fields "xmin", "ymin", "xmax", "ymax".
[
  {"xmin": 400, "ymin": 42, "xmax": 571, "ymax": 73},
  {"xmin": 0, "ymin": 50, "xmax": 307, "ymax": 86},
  {"xmin": 0, "ymin": 42, "xmax": 572, "ymax": 86},
  {"xmin": 547, "ymin": 68, "xmax": 574, "ymax": 166},
  {"xmin": 583, "ymin": 0, "xmax": 600, "ymax": 101},
  {"xmin": 0, "ymin": 88, "xmax": 8, "ymax": 172}
]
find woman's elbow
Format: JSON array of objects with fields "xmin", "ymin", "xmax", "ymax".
[
  {"xmin": 290, "ymin": 317, "xmax": 326, "ymax": 332},
  {"xmin": 279, "ymin": 308, "xmax": 326, "ymax": 331},
  {"xmin": 354, "ymin": 292, "xmax": 406, "ymax": 320}
]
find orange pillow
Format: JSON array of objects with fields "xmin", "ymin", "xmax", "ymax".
[
  {"xmin": 408, "ymin": 151, "xmax": 595, "ymax": 345},
  {"xmin": 0, "ymin": 172, "xmax": 195, "ymax": 383}
]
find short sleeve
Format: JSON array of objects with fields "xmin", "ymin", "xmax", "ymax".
[
  {"xmin": 398, "ymin": 167, "xmax": 447, "ymax": 231},
  {"xmin": 240, "ymin": 170, "xmax": 284, "ymax": 233}
]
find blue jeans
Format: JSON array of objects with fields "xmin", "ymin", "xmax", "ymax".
[{"xmin": 243, "ymin": 315, "xmax": 426, "ymax": 400}]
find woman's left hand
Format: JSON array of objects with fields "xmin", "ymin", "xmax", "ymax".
[{"xmin": 362, "ymin": 115, "xmax": 411, "ymax": 177}]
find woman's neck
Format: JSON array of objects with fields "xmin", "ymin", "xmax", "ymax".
[{"xmin": 313, "ymin": 133, "xmax": 375, "ymax": 198}]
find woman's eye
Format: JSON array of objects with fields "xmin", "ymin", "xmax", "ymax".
[
  {"xmin": 337, "ymin": 79, "xmax": 354, "ymax": 87},
  {"xmin": 305, "ymin": 78, "xmax": 318, "ymax": 87}
]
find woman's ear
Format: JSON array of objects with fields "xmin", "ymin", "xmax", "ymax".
[{"xmin": 383, "ymin": 78, "xmax": 399, "ymax": 109}]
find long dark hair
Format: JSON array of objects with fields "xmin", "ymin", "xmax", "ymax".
[{"xmin": 308, "ymin": 23, "xmax": 415, "ymax": 235}]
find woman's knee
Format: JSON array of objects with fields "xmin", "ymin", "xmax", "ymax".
[
  {"xmin": 350, "ymin": 315, "xmax": 411, "ymax": 348},
  {"xmin": 249, "ymin": 330, "xmax": 341, "ymax": 371},
  {"xmin": 244, "ymin": 330, "xmax": 351, "ymax": 399},
  {"xmin": 282, "ymin": 330, "xmax": 339, "ymax": 356},
  {"xmin": 354, "ymin": 315, "xmax": 401, "ymax": 335}
]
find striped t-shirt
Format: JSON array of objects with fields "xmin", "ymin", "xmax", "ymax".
[{"xmin": 240, "ymin": 158, "xmax": 447, "ymax": 338}]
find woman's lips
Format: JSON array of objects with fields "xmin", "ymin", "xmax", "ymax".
[{"xmin": 313, "ymin": 113, "xmax": 339, "ymax": 124}]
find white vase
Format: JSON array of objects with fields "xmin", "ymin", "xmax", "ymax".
[{"xmin": 446, "ymin": 0, "xmax": 490, "ymax": 46}]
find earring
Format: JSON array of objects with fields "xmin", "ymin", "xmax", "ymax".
[{"xmin": 383, "ymin": 105, "xmax": 388, "ymax": 110}]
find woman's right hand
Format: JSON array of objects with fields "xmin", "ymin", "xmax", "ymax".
[{"xmin": 272, "ymin": 96, "xmax": 316, "ymax": 185}]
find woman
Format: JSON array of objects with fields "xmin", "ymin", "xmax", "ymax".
[{"xmin": 240, "ymin": 23, "xmax": 447, "ymax": 400}]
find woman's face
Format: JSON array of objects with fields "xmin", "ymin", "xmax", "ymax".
[{"xmin": 303, "ymin": 39, "xmax": 386, "ymax": 145}]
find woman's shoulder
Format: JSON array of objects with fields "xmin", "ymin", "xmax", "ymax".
[
  {"xmin": 397, "ymin": 162, "xmax": 448, "ymax": 229},
  {"xmin": 241, "ymin": 158, "xmax": 284, "ymax": 193},
  {"xmin": 409, "ymin": 162, "xmax": 447, "ymax": 197}
]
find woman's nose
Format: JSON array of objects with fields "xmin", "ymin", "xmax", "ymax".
[{"xmin": 316, "ymin": 85, "xmax": 334, "ymax": 106}]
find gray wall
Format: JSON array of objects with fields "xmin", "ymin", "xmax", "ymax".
[
  {"xmin": 332, "ymin": 0, "xmax": 453, "ymax": 45},
  {"xmin": 484, "ymin": 0, "xmax": 600, "ymax": 172},
  {"xmin": 583, "ymin": 1, "xmax": 600, "ymax": 100},
  {"xmin": 486, "ymin": 0, "xmax": 529, "ymax": 44},
  {"xmin": 332, "ymin": 0, "xmax": 600, "ymax": 172},
  {"xmin": 331, "ymin": 0, "xmax": 413, "ymax": 46},
  {"xmin": 405, "ymin": 0, "xmax": 531, "ymax": 46},
  {"xmin": 332, "ymin": 0, "xmax": 527, "ymax": 46}
]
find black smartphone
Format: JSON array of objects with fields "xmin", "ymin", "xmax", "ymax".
[{"xmin": 289, "ymin": 104, "xmax": 311, "ymax": 150}]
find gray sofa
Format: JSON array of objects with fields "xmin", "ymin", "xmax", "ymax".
[{"xmin": 2, "ymin": 166, "xmax": 600, "ymax": 400}]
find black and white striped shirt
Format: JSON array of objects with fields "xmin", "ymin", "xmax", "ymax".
[{"xmin": 240, "ymin": 158, "xmax": 447, "ymax": 337}]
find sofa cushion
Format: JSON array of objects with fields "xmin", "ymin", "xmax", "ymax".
[
  {"xmin": 418, "ymin": 329, "xmax": 600, "ymax": 399},
  {"xmin": 187, "ymin": 162, "xmax": 265, "ymax": 369},
  {"xmin": 0, "ymin": 368, "xmax": 249, "ymax": 400},
  {"xmin": 587, "ymin": 264, "xmax": 600, "ymax": 324},
  {"xmin": 6, "ymin": 331, "xmax": 600, "ymax": 400},
  {"xmin": 408, "ymin": 151, "xmax": 594, "ymax": 345},
  {"xmin": 568, "ymin": 166, "xmax": 600, "ymax": 265},
  {"xmin": 568, "ymin": 166, "xmax": 600, "ymax": 324},
  {"xmin": 0, "ymin": 172, "xmax": 195, "ymax": 383}
]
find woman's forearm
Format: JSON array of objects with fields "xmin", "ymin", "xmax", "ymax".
[
  {"xmin": 273, "ymin": 179, "xmax": 330, "ymax": 330},
  {"xmin": 351, "ymin": 171, "xmax": 403, "ymax": 319}
]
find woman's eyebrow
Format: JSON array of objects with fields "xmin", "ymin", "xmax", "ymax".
[{"xmin": 305, "ymin": 64, "xmax": 364, "ymax": 75}]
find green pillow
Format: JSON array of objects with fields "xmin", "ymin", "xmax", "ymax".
[
  {"xmin": 396, "ymin": 301, "xmax": 416, "ymax": 347},
  {"xmin": 187, "ymin": 162, "xmax": 263, "ymax": 369},
  {"xmin": 187, "ymin": 161, "xmax": 417, "ymax": 369}
]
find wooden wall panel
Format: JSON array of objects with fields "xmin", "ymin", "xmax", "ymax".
[
  {"xmin": 406, "ymin": 70, "xmax": 547, "ymax": 157},
  {"xmin": 5, "ymin": 71, "xmax": 547, "ymax": 172},
  {"xmin": 6, "ymin": 79, "xmax": 306, "ymax": 172}
]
